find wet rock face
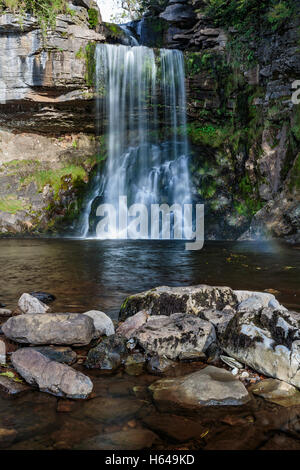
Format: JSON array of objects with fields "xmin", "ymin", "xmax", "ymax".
[
  {"xmin": 2, "ymin": 313, "xmax": 95, "ymax": 346},
  {"xmin": 119, "ymin": 285, "xmax": 238, "ymax": 320},
  {"xmin": 11, "ymin": 348, "xmax": 93, "ymax": 399},
  {"xmin": 133, "ymin": 313, "xmax": 216, "ymax": 360},
  {"xmin": 222, "ymin": 308, "xmax": 300, "ymax": 388},
  {"xmin": 149, "ymin": 365, "xmax": 251, "ymax": 410}
]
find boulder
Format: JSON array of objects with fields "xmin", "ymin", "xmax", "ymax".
[
  {"xmin": 2, "ymin": 313, "xmax": 95, "ymax": 346},
  {"xmin": 11, "ymin": 348, "xmax": 93, "ymax": 399},
  {"xmin": 160, "ymin": 2, "xmax": 196, "ymax": 25},
  {"xmin": 117, "ymin": 310, "xmax": 149, "ymax": 339},
  {"xmin": 222, "ymin": 308, "xmax": 300, "ymax": 388},
  {"xmin": 149, "ymin": 365, "xmax": 251, "ymax": 410},
  {"xmin": 234, "ymin": 290, "xmax": 286, "ymax": 312},
  {"xmin": 133, "ymin": 313, "xmax": 216, "ymax": 360},
  {"xmin": 85, "ymin": 335, "xmax": 127, "ymax": 370},
  {"xmin": 199, "ymin": 306, "xmax": 236, "ymax": 336},
  {"xmin": 83, "ymin": 310, "xmax": 115, "ymax": 338},
  {"xmin": 147, "ymin": 355, "xmax": 175, "ymax": 374},
  {"xmin": 249, "ymin": 378, "xmax": 300, "ymax": 407},
  {"xmin": 18, "ymin": 293, "xmax": 50, "ymax": 314},
  {"xmin": 0, "ymin": 375, "xmax": 31, "ymax": 397},
  {"xmin": 119, "ymin": 285, "xmax": 238, "ymax": 320}
]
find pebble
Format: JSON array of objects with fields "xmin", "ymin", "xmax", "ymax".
[{"xmin": 231, "ymin": 367, "xmax": 239, "ymax": 376}]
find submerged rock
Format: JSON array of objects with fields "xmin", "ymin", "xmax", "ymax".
[
  {"xmin": 147, "ymin": 355, "xmax": 175, "ymax": 374},
  {"xmin": 222, "ymin": 307, "xmax": 300, "ymax": 388},
  {"xmin": 125, "ymin": 353, "xmax": 146, "ymax": 376},
  {"xmin": 18, "ymin": 293, "xmax": 50, "ymax": 314},
  {"xmin": 29, "ymin": 292, "xmax": 56, "ymax": 304},
  {"xmin": 149, "ymin": 365, "xmax": 250, "ymax": 410},
  {"xmin": 76, "ymin": 428, "xmax": 158, "ymax": 450},
  {"xmin": 134, "ymin": 313, "xmax": 216, "ymax": 361},
  {"xmin": 83, "ymin": 310, "xmax": 115, "ymax": 338},
  {"xmin": 119, "ymin": 285, "xmax": 238, "ymax": 320},
  {"xmin": 2, "ymin": 313, "xmax": 95, "ymax": 346},
  {"xmin": 249, "ymin": 379, "xmax": 300, "ymax": 407},
  {"xmin": 11, "ymin": 348, "xmax": 93, "ymax": 399},
  {"xmin": 85, "ymin": 335, "xmax": 127, "ymax": 370}
]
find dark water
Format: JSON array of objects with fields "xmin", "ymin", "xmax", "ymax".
[
  {"xmin": 1, "ymin": 238, "xmax": 300, "ymax": 451},
  {"xmin": 0, "ymin": 239, "xmax": 300, "ymax": 317}
]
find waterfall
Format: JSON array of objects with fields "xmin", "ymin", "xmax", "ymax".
[{"xmin": 81, "ymin": 43, "xmax": 192, "ymax": 239}]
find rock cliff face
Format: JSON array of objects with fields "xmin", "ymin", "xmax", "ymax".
[
  {"xmin": 0, "ymin": 0, "xmax": 299, "ymax": 240},
  {"xmin": 153, "ymin": 0, "xmax": 300, "ymax": 242},
  {"xmin": 0, "ymin": 2, "xmax": 105, "ymax": 233}
]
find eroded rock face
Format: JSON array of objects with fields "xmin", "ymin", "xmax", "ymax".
[
  {"xmin": 222, "ymin": 308, "xmax": 300, "ymax": 388},
  {"xmin": 133, "ymin": 313, "xmax": 216, "ymax": 360},
  {"xmin": 2, "ymin": 313, "xmax": 95, "ymax": 346},
  {"xmin": 18, "ymin": 293, "xmax": 50, "ymax": 314},
  {"xmin": 119, "ymin": 285, "xmax": 238, "ymax": 320},
  {"xmin": 0, "ymin": 7, "xmax": 104, "ymax": 133},
  {"xmin": 149, "ymin": 365, "xmax": 251, "ymax": 410},
  {"xmin": 11, "ymin": 348, "xmax": 93, "ymax": 399}
]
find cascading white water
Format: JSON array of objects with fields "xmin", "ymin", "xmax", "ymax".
[{"xmin": 81, "ymin": 43, "xmax": 192, "ymax": 238}]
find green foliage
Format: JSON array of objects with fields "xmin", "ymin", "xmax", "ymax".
[
  {"xmin": 88, "ymin": 7, "xmax": 98, "ymax": 29},
  {"xmin": 20, "ymin": 164, "xmax": 87, "ymax": 196},
  {"xmin": 0, "ymin": 196, "xmax": 26, "ymax": 214},
  {"xmin": 0, "ymin": 0, "xmax": 68, "ymax": 33},
  {"xmin": 267, "ymin": 2, "xmax": 292, "ymax": 29}
]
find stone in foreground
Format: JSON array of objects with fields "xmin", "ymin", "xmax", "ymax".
[
  {"xmin": 222, "ymin": 308, "xmax": 300, "ymax": 388},
  {"xmin": 18, "ymin": 293, "xmax": 50, "ymax": 314},
  {"xmin": 83, "ymin": 310, "xmax": 115, "ymax": 338},
  {"xmin": 2, "ymin": 313, "xmax": 95, "ymax": 346},
  {"xmin": 11, "ymin": 348, "xmax": 93, "ymax": 399},
  {"xmin": 0, "ymin": 375, "xmax": 30, "ymax": 397},
  {"xmin": 85, "ymin": 335, "xmax": 127, "ymax": 370},
  {"xmin": 134, "ymin": 313, "xmax": 216, "ymax": 360},
  {"xmin": 119, "ymin": 285, "xmax": 238, "ymax": 320},
  {"xmin": 249, "ymin": 379, "xmax": 300, "ymax": 407},
  {"xmin": 149, "ymin": 365, "xmax": 250, "ymax": 410}
]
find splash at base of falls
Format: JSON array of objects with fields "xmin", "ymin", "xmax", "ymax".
[{"xmin": 80, "ymin": 43, "xmax": 193, "ymax": 239}]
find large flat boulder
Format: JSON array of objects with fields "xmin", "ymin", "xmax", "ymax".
[
  {"xmin": 222, "ymin": 308, "xmax": 300, "ymax": 388},
  {"xmin": 132, "ymin": 313, "xmax": 216, "ymax": 360},
  {"xmin": 119, "ymin": 285, "xmax": 238, "ymax": 320},
  {"xmin": 11, "ymin": 348, "xmax": 93, "ymax": 399},
  {"xmin": 2, "ymin": 313, "xmax": 95, "ymax": 346},
  {"xmin": 149, "ymin": 366, "xmax": 250, "ymax": 410}
]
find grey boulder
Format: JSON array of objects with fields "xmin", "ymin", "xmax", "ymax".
[
  {"xmin": 83, "ymin": 310, "xmax": 115, "ymax": 338},
  {"xmin": 119, "ymin": 285, "xmax": 238, "ymax": 320},
  {"xmin": 149, "ymin": 365, "xmax": 251, "ymax": 410},
  {"xmin": 2, "ymin": 313, "xmax": 95, "ymax": 346},
  {"xmin": 222, "ymin": 307, "xmax": 300, "ymax": 388},
  {"xmin": 133, "ymin": 313, "xmax": 216, "ymax": 360},
  {"xmin": 11, "ymin": 348, "xmax": 93, "ymax": 399}
]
